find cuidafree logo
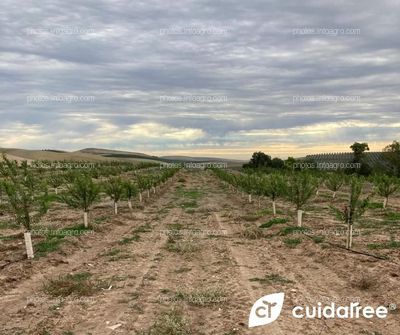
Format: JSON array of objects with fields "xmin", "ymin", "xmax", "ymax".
[
  {"xmin": 249, "ymin": 292, "xmax": 391, "ymax": 328},
  {"xmin": 249, "ymin": 293, "xmax": 285, "ymax": 328}
]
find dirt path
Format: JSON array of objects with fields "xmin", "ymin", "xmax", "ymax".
[{"xmin": 0, "ymin": 170, "xmax": 398, "ymax": 334}]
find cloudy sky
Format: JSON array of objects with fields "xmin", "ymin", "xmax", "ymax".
[{"xmin": 0, "ymin": 0, "xmax": 399, "ymax": 159}]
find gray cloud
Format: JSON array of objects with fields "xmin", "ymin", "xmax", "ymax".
[{"xmin": 0, "ymin": 0, "xmax": 399, "ymax": 158}]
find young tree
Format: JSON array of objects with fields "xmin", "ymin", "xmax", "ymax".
[
  {"xmin": 61, "ymin": 174, "xmax": 100, "ymax": 227},
  {"xmin": 0, "ymin": 155, "xmax": 49, "ymax": 258},
  {"xmin": 373, "ymin": 174, "xmax": 399, "ymax": 209},
  {"xmin": 124, "ymin": 179, "xmax": 139, "ymax": 213},
  {"xmin": 48, "ymin": 172, "xmax": 64, "ymax": 194},
  {"xmin": 286, "ymin": 172, "xmax": 317, "ymax": 226},
  {"xmin": 383, "ymin": 140, "xmax": 400, "ymax": 176},
  {"xmin": 260, "ymin": 172, "xmax": 286, "ymax": 215},
  {"xmin": 331, "ymin": 177, "xmax": 369, "ymax": 249},
  {"xmin": 136, "ymin": 174, "xmax": 152, "ymax": 201},
  {"xmin": 103, "ymin": 177, "xmax": 124, "ymax": 215},
  {"xmin": 325, "ymin": 173, "xmax": 345, "ymax": 199}
]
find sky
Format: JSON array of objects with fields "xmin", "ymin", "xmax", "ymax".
[{"xmin": 0, "ymin": 0, "xmax": 399, "ymax": 159}]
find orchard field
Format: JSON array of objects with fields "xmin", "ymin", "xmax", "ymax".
[{"xmin": 0, "ymin": 160, "xmax": 399, "ymax": 335}]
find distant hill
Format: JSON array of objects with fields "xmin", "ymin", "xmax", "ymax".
[
  {"xmin": 0, "ymin": 148, "xmax": 111, "ymax": 163},
  {"xmin": 160, "ymin": 155, "xmax": 246, "ymax": 163},
  {"xmin": 0, "ymin": 147, "xmax": 244, "ymax": 166}
]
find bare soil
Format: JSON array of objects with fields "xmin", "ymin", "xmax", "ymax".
[{"xmin": 0, "ymin": 170, "xmax": 399, "ymax": 334}]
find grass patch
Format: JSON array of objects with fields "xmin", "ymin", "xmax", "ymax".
[
  {"xmin": 0, "ymin": 234, "xmax": 20, "ymax": 241},
  {"xmin": 367, "ymin": 202, "xmax": 384, "ymax": 209},
  {"xmin": 174, "ymin": 287, "xmax": 226, "ymax": 307},
  {"xmin": 43, "ymin": 272, "xmax": 107, "ymax": 297},
  {"xmin": 36, "ymin": 238, "xmax": 63, "ymax": 256},
  {"xmin": 136, "ymin": 308, "xmax": 190, "ymax": 335},
  {"xmin": 118, "ymin": 235, "xmax": 140, "ymax": 245},
  {"xmin": 249, "ymin": 273, "xmax": 294, "ymax": 285},
  {"xmin": 165, "ymin": 238, "xmax": 199, "ymax": 255},
  {"xmin": 0, "ymin": 221, "xmax": 18, "ymax": 229},
  {"xmin": 385, "ymin": 211, "xmax": 400, "ymax": 221},
  {"xmin": 240, "ymin": 225, "xmax": 263, "ymax": 239},
  {"xmin": 312, "ymin": 236, "xmax": 325, "ymax": 244},
  {"xmin": 93, "ymin": 215, "xmax": 109, "ymax": 225},
  {"xmin": 180, "ymin": 201, "xmax": 198, "ymax": 209},
  {"xmin": 283, "ymin": 238, "xmax": 302, "ymax": 248},
  {"xmin": 35, "ymin": 224, "xmax": 93, "ymax": 257},
  {"xmin": 279, "ymin": 226, "xmax": 308, "ymax": 236},
  {"xmin": 176, "ymin": 188, "xmax": 203, "ymax": 200},
  {"xmin": 367, "ymin": 241, "xmax": 400, "ymax": 250},
  {"xmin": 132, "ymin": 223, "xmax": 152, "ymax": 234},
  {"xmin": 259, "ymin": 217, "xmax": 288, "ymax": 228}
]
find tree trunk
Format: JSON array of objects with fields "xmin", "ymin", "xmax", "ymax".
[
  {"xmin": 153, "ymin": 186, "xmax": 156, "ymax": 194},
  {"xmin": 114, "ymin": 201, "xmax": 118, "ymax": 215},
  {"xmin": 316, "ymin": 189, "xmax": 319, "ymax": 196},
  {"xmin": 333, "ymin": 191, "xmax": 336, "ymax": 199},
  {"xmin": 346, "ymin": 223, "xmax": 353, "ymax": 249},
  {"xmin": 55, "ymin": 187, "xmax": 58, "ymax": 195},
  {"xmin": 383, "ymin": 197, "xmax": 388, "ymax": 209},
  {"xmin": 139, "ymin": 192, "xmax": 143, "ymax": 203},
  {"xmin": 273, "ymin": 201, "xmax": 276, "ymax": 216},
  {"xmin": 83, "ymin": 211, "xmax": 89, "ymax": 228},
  {"xmin": 128, "ymin": 199, "xmax": 133, "ymax": 211},
  {"xmin": 248, "ymin": 194, "xmax": 252, "ymax": 203},
  {"xmin": 147, "ymin": 189, "xmax": 150, "ymax": 198},
  {"xmin": 297, "ymin": 210, "xmax": 303, "ymax": 227},
  {"xmin": 24, "ymin": 232, "xmax": 34, "ymax": 259}
]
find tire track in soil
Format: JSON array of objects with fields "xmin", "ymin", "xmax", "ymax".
[
  {"xmin": 74, "ymin": 206, "xmax": 182, "ymax": 334},
  {"xmin": 125, "ymin": 171, "xmax": 270, "ymax": 334}
]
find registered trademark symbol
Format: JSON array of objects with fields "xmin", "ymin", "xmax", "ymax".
[{"xmin": 389, "ymin": 303, "xmax": 397, "ymax": 311}]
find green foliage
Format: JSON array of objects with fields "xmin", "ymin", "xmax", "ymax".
[
  {"xmin": 48, "ymin": 172, "xmax": 64, "ymax": 190},
  {"xmin": 373, "ymin": 174, "xmax": 399, "ymax": 204},
  {"xmin": 123, "ymin": 179, "xmax": 139, "ymax": 200},
  {"xmin": 330, "ymin": 176, "xmax": 370, "ymax": 225},
  {"xmin": 259, "ymin": 217, "xmax": 288, "ymax": 228},
  {"xmin": 103, "ymin": 177, "xmax": 124, "ymax": 202},
  {"xmin": 325, "ymin": 173, "xmax": 345, "ymax": 193},
  {"xmin": 285, "ymin": 172, "xmax": 317, "ymax": 210},
  {"xmin": 260, "ymin": 172, "xmax": 287, "ymax": 201},
  {"xmin": 0, "ymin": 155, "xmax": 49, "ymax": 230},
  {"xmin": 60, "ymin": 174, "xmax": 100, "ymax": 212},
  {"xmin": 383, "ymin": 140, "xmax": 400, "ymax": 176}
]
